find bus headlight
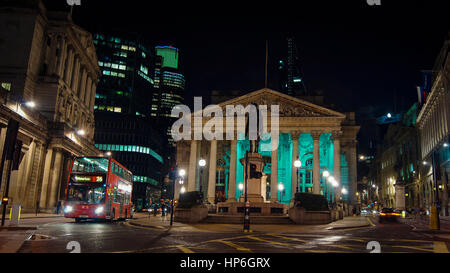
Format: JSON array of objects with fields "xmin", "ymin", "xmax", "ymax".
[
  {"xmin": 64, "ymin": 206, "xmax": 73, "ymax": 213},
  {"xmin": 95, "ymin": 206, "xmax": 104, "ymax": 215}
]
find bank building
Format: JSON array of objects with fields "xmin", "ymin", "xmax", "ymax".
[{"xmin": 175, "ymin": 88, "xmax": 360, "ymax": 216}]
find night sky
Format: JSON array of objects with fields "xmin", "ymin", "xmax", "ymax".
[{"xmin": 45, "ymin": 0, "xmax": 449, "ymax": 117}]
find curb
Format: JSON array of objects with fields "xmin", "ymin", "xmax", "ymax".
[
  {"xmin": 127, "ymin": 220, "xmax": 165, "ymax": 230},
  {"xmin": 0, "ymin": 226, "xmax": 38, "ymax": 231},
  {"xmin": 20, "ymin": 216, "xmax": 64, "ymax": 219},
  {"xmin": 327, "ymin": 224, "xmax": 371, "ymax": 230}
]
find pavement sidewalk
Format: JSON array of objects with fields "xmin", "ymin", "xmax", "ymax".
[
  {"xmin": 0, "ymin": 213, "xmax": 66, "ymax": 253},
  {"xmin": 128, "ymin": 213, "xmax": 373, "ymax": 233},
  {"xmin": 0, "ymin": 228, "xmax": 35, "ymax": 253},
  {"xmin": 401, "ymin": 215, "xmax": 450, "ymax": 242}
]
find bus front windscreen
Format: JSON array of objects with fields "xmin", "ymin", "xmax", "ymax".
[{"xmin": 67, "ymin": 175, "xmax": 106, "ymax": 204}]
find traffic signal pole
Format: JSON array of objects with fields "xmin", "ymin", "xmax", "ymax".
[{"xmin": 243, "ymin": 151, "xmax": 250, "ymax": 232}]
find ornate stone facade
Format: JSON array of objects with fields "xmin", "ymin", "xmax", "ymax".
[
  {"xmin": 175, "ymin": 88, "xmax": 360, "ymax": 208},
  {"xmin": 0, "ymin": 1, "xmax": 101, "ymax": 212}
]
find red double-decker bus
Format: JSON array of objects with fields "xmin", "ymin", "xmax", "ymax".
[{"xmin": 64, "ymin": 157, "xmax": 133, "ymax": 222}]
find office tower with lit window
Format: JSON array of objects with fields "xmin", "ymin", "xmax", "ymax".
[
  {"xmin": 92, "ymin": 32, "xmax": 165, "ymax": 207},
  {"xmin": 279, "ymin": 37, "xmax": 307, "ymax": 96},
  {"xmin": 152, "ymin": 45, "xmax": 185, "ymax": 147}
]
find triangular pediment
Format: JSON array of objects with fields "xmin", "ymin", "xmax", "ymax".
[{"xmin": 216, "ymin": 88, "xmax": 346, "ymax": 118}]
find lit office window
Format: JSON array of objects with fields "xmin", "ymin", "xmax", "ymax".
[
  {"xmin": 2, "ymin": 82, "xmax": 11, "ymax": 91},
  {"xmin": 114, "ymin": 107, "xmax": 122, "ymax": 113},
  {"xmin": 121, "ymin": 45, "xmax": 129, "ymax": 50}
]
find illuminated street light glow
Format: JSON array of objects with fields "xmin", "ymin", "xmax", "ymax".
[
  {"xmin": 198, "ymin": 159, "xmax": 206, "ymax": 167},
  {"xmin": 179, "ymin": 169, "xmax": 186, "ymax": 177},
  {"xmin": 278, "ymin": 183, "xmax": 284, "ymax": 191},
  {"xmin": 25, "ymin": 101, "xmax": 36, "ymax": 108},
  {"xmin": 105, "ymin": 151, "xmax": 112, "ymax": 156},
  {"xmin": 341, "ymin": 188, "xmax": 348, "ymax": 195},
  {"xmin": 322, "ymin": 170, "xmax": 330, "ymax": 178},
  {"xmin": 77, "ymin": 129, "xmax": 85, "ymax": 136},
  {"xmin": 238, "ymin": 183, "xmax": 244, "ymax": 190},
  {"xmin": 180, "ymin": 186, "xmax": 185, "ymax": 193},
  {"xmin": 387, "ymin": 113, "xmax": 392, "ymax": 118},
  {"xmin": 294, "ymin": 160, "xmax": 301, "ymax": 168}
]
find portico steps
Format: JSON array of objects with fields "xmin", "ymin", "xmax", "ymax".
[{"xmin": 201, "ymin": 214, "xmax": 294, "ymax": 224}]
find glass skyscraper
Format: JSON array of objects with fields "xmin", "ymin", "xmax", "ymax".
[
  {"xmin": 92, "ymin": 32, "xmax": 165, "ymax": 208},
  {"xmin": 152, "ymin": 45, "xmax": 185, "ymax": 147}
]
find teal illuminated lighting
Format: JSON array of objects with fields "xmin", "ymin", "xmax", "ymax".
[
  {"xmin": 155, "ymin": 46, "xmax": 179, "ymax": 69},
  {"xmin": 227, "ymin": 132, "xmax": 346, "ymax": 203},
  {"xmin": 95, "ymin": 144, "xmax": 163, "ymax": 164}
]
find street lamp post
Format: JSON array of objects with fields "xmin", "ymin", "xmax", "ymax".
[
  {"xmin": 198, "ymin": 159, "xmax": 206, "ymax": 198},
  {"xmin": 294, "ymin": 159, "xmax": 301, "ymax": 193},
  {"xmin": 322, "ymin": 170, "xmax": 330, "ymax": 205},
  {"xmin": 171, "ymin": 168, "xmax": 185, "ymax": 226},
  {"xmin": 238, "ymin": 183, "xmax": 244, "ymax": 199},
  {"xmin": 278, "ymin": 183, "xmax": 284, "ymax": 202}
]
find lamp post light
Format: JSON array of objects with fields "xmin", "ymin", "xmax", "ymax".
[
  {"xmin": 294, "ymin": 159, "xmax": 301, "ymax": 193},
  {"xmin": 198, "ymin": 159, "xmax": 206, "ymax": 196},
  {"xmin": 278, "ymin": 183, "xmax": 284, "ymax": 202},
  {"xmin": 322, "ymin": 170, "xmax": 330, "ymax": 202},
  {"xmin": 171, "ymin": 168, "xmax": 185, "ymax": 226},
  {"xmin": 238, "ymin": 183, "xmax": 244, "ymax": 199}
]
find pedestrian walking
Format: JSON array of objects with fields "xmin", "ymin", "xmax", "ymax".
[{"xmin": 56, "ymin": 200, "xmax": 62, "ymax": 215}]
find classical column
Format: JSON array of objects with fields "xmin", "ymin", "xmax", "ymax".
[
  {"xmin": 311, "ymin": 130, "xmax": 322, "ymax": 194},
  {"xmin": 71, "ymin": 57, "xmax": 81, "ymax": 92},
  {"xmin": 89, "ymin": 82, "xmax": 97, "ymax": 109},
  {"xmin": 228, "ymin": 139, "xmax": 237, "ymax": 202},
  {"xmin": 79, "ymin": 69, "xmax": 87, "ymax": 99},
  {"xmin": 84, "ymin": 77, "xmax": 92, "ymax": 105},
  {"xmin": 291, "ymin": 131, "xmax": 300, "ymax": 203},
  {"xmin": 48, "ymin": 149, "xmax": 63, "ymax": 209},
  {"xmin": 57, "ymin": 36, "xmax": 67, "ymax": 78},
  {"xmin": 48, "ymin": 34, "xmax": 58, "ymax": 75},
  {"xmin": 270, "ymin": 143, "xmax": 279, "ymax": 202},
  {"xmin": 39, "ymin": 148, "xmax": 54, "ymax": 209},
  {"xmin": 348, "ymin": 140, "xmax": 358, "ymax": 204},
  {"xmin": 332, "ymin": 131, "xmax": 342, "ymax": 201},
  {"xmin": 207, "ymin": 140, "xmax": 217, "ymax": 204},
  {"xmin": 64, "ymin": 48, "xmax": 74, "ymax": 84},
  {"xmin": 187, "ymin": 140, "xmax": 198, "ymax": 192}
]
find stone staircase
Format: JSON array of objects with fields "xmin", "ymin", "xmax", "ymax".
[{"xmin": 201, "ymin": 214, "xmax": 294, "ymax": 224}]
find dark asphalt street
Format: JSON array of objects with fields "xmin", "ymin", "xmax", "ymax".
[{"xmin": 17, "ymin": 216, "xmax": 450, "ymax": 253}]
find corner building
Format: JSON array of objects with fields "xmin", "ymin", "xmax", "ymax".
[
  {"xmin": 0, "ymin": 0, "xmax": 100, "ymax": 212},
  {"xmin": 176, "ymin": 89, "xmax": 360, "ymax": 210}
]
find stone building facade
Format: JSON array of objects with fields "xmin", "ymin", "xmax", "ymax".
[
  {"xmin": 0, "ymin": 1, "xmax": 100, "ymax": 212},
  {"xmin": 175, "ymin": 89, "xmax": 360, "ymax": 208},
  {"xmin": 416, "ymin": 38, "xmax": 450, "ymax": 216}
]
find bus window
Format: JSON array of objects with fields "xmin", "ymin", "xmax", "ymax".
[{"xmin": 72, "ymin": 157, "xmax": 109, "ymax": 173}]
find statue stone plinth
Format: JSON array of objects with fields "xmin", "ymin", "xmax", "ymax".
[{"xmin": 239, "ymin": 152, "xmax": 265, "ymax": 203}]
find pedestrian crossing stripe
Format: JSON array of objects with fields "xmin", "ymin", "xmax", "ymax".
[{"xmin": 433, "ymin": 241, "xmax": 449, "ymax": 253}]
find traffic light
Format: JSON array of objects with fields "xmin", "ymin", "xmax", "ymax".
[{"xmin": 249, "ymin": 163, "xmax": 262, "ymax": 179}]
